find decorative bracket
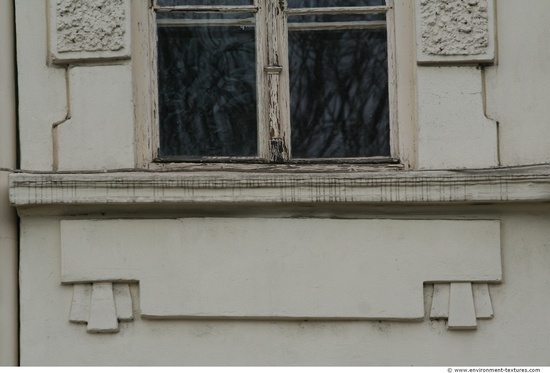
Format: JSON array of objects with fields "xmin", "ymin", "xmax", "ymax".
[
  {"xmin": 430, "ymin": 283, "xmax": 494, "ymax": 330},
  {"xmin": 69, "ymin": 282, "xmax": 133, "ymax": 333},
  {"xmin": 61, "ymin": 219, "xmax": 502, "ymax": 333}
]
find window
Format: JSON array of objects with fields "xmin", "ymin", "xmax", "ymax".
[{"xmin": 153, "ymin": 0, "xmax": 394, "ymax": 163}]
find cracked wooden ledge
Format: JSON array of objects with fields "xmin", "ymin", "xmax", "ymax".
[{"xmin": 9, "ymin": 166, "xmax": 550, "ymax": 207}]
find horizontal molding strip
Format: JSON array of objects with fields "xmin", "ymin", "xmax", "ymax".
[{"xmin": 9, "ymin": 166, "xmax": 550, "ymax": 206}]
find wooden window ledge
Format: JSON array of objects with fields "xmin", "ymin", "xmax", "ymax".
[{"xmin": 9, "ymin": 165, "xmax": 550, "ymax": 208}]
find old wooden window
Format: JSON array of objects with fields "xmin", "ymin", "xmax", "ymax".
[{"xmin": 153, "ymin": 0, "xmax": 394, "ymax": 163}]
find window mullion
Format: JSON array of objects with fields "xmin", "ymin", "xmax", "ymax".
[{"xmin": 264, "ymin": 0, "xmax": 290, "ymax": 162}]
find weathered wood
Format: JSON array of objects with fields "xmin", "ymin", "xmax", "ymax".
[
  {"xmin": 386, "ymin": 0, "xmax": 399, "ymax": 161},
  {"xmin": 285, "ymin": 6, "xmax": 389, "ymax": 15},
  {"xmin": 154, "ymin": 5, "xmax": 258, "ymax": 13},
  {"xmin": 156, "ymin": 18, "xmax": 255, "ymax": 27},
  {"xmin": 10, "ymin": 165, "xmax": 550, "ymax": 207},
  {"xmin": 265, "ymin": 0, "xmax": 289, "ymax": 161},
  {"xmin": 269, "ymin": 138, "xmax": 286, "ymax": 163}
]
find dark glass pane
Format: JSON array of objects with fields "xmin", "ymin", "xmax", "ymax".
[
  {"xmin": 288, "ymin": 0, "xmax": 385, "ymax": 7},
  {"xmin": 157, "ymin": 23, "xmax": 257, "ymax": 158},
  {"xmin": 288, "ymin": 12, "xmax": 385, "ymax": 24},
  {"xmin": 289, "ymin": 28, "xmax": 389, "ymax": 158},
  {"xmin": 157, "ymin": 0, "xmax": 253, "ymax": 6},
  {"xmin": 157, "ymin": 11, "xmax": 254, "ymax": 22}
]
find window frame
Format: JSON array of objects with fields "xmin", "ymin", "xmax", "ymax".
[{"xmin": 147, "ymin": 0, "xmax": 399, "ymax": 165}]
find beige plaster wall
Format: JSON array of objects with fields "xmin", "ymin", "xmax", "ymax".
[
  {"xmin": 485, "ymin": 0, "xmax": 550, "ymax": 166},
  {"xmin": 0, "ymin": 0, "xmax": 19, "ymax": 366},
  {"xmin": 15, "ymin": 0, "xmax": 550, "ymax": 171},
  {"xmin": 12, "ymin": 0, "xmax": 550, "ymax": 367},
  {"xmin": 18, "ymin": 208, "xmax": 550, "ymax": 365}
]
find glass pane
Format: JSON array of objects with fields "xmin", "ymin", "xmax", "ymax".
[
  {"xmin": 288, "ymin": 12, "xmax": 385, "ymax": 24},
  {"xmin": 157, "ymin": 0, "xmax": 253, "ymax": 6},
  {"xmin": 289, "ymin": 28, "xmax": 389, "ymax": 158},
  {"xmin": 157, "ymin": 11, "xmax": 254, "ymax": 22},
  {"xmin": 288, "ymin": 0, "xmax": 385, "ymax": 8},
  {"xmin": 157, "ymin": 18, "xmax": 257, "ymax": 158}
]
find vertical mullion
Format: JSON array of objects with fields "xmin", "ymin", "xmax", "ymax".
[
  {"xmin": 257, "ymin": 0, "xmax": 270, "ymax": 159},
  {"xmin": 386, "ymin": 0, "xmax": 398, "ymax": 161},
  {"xmin": 151, "ymin": 2, "xmax": 160, "ymax": 161},
  {"xmin": 264, "ymin": 0, "xmax": 289, "ymax": 161},
  {"xmin": 279, "ymin": 0, "xmax": 291, "ymax": 159}
]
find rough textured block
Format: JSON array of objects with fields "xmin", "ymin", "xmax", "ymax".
[
  {"xmin": 49, "ymin": 0, "xmax": 131, "ymax": 63},
  {"xmin": 416, "ymin": 0, "xmax": 495, "ymax": 64}
]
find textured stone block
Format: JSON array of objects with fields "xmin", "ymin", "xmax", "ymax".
[
  {"xmin": 416, "ymin": 0, "xmax": 496, "ymax": 64},
  {"xmin": 49, "ymin": 0, "xmax": 131, "ymax": 63}
]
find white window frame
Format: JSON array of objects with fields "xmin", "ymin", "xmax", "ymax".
[
  {"xmin": 132, "ymin": 0, "xmax": 416, "ymax": 170},
  {"xmin": 149, "ymin": 0, "xmax": 398, "ymax": 163}
]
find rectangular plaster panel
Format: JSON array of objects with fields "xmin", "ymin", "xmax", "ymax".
[
  {"xmin": 60, "ymin": 218, "xmax": 501, "ymax": 321},
  {"xmin": 416, "ymin": 66, "xmax": 498, "ymax": 169},
  {"xmin": 16, "ymin": 0, "xmax": 67, "ymax": 170},
  {"xmin": 56, "ymin": 65, "xmax": 135, "ymax": 171},
  {"xmin": 415, "ymin": 0, "xmax": 496, "ymax": 64},
  {"xmin": 484, "ymin": 1, "xmax": 550, "ymax": 166}
]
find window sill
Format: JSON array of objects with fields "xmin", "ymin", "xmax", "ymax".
[{"xmin": 9, "ymin": 165, "xmax": 550, "ymax": 209}]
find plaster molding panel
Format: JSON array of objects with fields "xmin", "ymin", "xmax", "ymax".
[
  {"xmin": 416, "ymin": 66, "xmax": 498, "ymax": 169},
  {"xmin": 15, "ymin": 0, "xmax": 67, "ymax": 170},
  {"xmin": 69, "ymin": 283, "xmax": 133, "ymax": 333},
  {"xmin": 60, "ymin": 218, "xmax": 501, "ymax": 331},
  {"xmin": 56, "ymin": 65, "xmax": 135, "ymax": 170},
  {"xmin": 49, "ymin": 0, "xmax": 131, "ymax": 63},
  {"xmin": 415, "ymin": 0, "xmax": 496, "ymax": 64},
  {"xmin": 484, "ymin": 1, "xmax": 550, "ymax": 166}
]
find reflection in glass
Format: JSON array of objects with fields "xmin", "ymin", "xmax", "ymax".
[
  {"xmin": 288, "ymin": 12, "xmax": 385, "ymax": 24},
  {"xmin": 157, "ymin": 24, "xmax": 257, "ymax": 158},
  {"xmin": 289, "ymin": 28, "xmax": 389, "ymax": 158},
  {"xmin": 288, "ymin": 0, "xmax": 386, "ymax": 8},
  {"xmin": 156, "ymin": 0, "xmax": 253, "ymax": 6}
]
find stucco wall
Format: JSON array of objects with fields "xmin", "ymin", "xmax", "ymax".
[
  {"xmin": 0, "ymin": 0, "xmax": 18, "ymax": 366},
  {"xmin": 11, "ymin": 0, "xmax": 550, "ymax": 366},
  {"xmin": 18, "ymin": 207, "xmax": 550, "ymax": 365}
]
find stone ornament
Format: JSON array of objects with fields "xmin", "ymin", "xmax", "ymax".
[
  {"xmin": 69, "ymin": 283, "xmax": 133, "ymax": 333},
  {"xmin": 416, "ymin": 0, "xmax": 496, "ymax": 64},
  {"xmin": 430, "ymin": 283, "xmax": 494, "ymax": 329},
  {"xmin": 48, "ymin": 0, "xmax": 131, "ymax": 63}
]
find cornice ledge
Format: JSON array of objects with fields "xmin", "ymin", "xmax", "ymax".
[{"xmin": 9, "ymin": 166, "xmax": 550, "ymax": 206}]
